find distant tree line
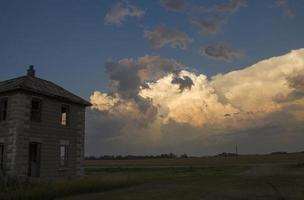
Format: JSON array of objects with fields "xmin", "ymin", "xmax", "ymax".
[
  {"xmin": 85, "ymin": 151, "xmax": 303, "ymax": 160},
  {"xmin": 216, "ymin": 152, "xmax": 238, "ymax": 157},
  {"xmin": 85, "ymin": 153, "xmax": 189, "ymax": 160},
  {"xmin": 84, "ymin": 152, "xmax": 237, "ymax": 160},
  {"xmin": 270, "ymin": 152, "xmax": 287, "ymax": 155}
]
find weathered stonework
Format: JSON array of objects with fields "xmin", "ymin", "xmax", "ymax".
[{"xmin": 0, "ymin": 67, "xmax": 91, "ymax": 178}]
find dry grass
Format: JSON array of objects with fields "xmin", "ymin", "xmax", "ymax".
[
  {"xmin": 0, "ymin": 174, "xmax": 142, "ymax": 200},
  {"xmin": 1, "ymin": 153, "xmax": 304, "ymax": 200}
]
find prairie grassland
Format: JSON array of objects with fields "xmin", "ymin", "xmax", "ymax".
[
  {"xmin": 62, "ymin": 153, "xmax": 304, "ymax": 200},
  {"xmin": 1, "ymin": 153, "xmax": 304, "ymax": 200},
  {"xmin": 85, "ymin": 153, "xmax": 304, "ymax": 168}
]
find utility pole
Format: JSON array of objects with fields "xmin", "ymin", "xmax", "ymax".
[{"xmin": 235, "ymin": 144, "xmax": 238, "ymax": 155}]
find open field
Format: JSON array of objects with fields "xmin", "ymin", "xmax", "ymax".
[
  {"xmin": 85, "ymin": 153, "xmax": 304, "ymax": 168},
  {"xmin": 62, "ymin": 153, "xmax": 304, "ymax": 200},
  {"xmin": 1, "ymin": 153, "xmax": 304, "ymax": 200}
]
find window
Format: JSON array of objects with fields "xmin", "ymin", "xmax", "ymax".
[
  {"xmin": 0, "ymin": 98, "xmax": 8, "ymax": 122},
  {"xmin": 60, "ymin": 145, "xmax": 68, "ymax": 167},
  {"xmin": 28, "ymin": 142, "xmax": 41, "ymax": 177},
  {"xmin": 31, "ymin": 98, "xmax": 42, "ymax": 122},
  {"xmin": 61, "ymin": 105, "xmax": 70, "ymax": 126},
  {"xmin": 0, "ymin": 143, "xmax": 4, "ymax": 171}
]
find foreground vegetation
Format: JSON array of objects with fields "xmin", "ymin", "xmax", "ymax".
[
  {"xmin": 0, "ymin": 153, "xmax": 304, "ymax": 200},
  {"xmin": 0, "ymin": 174, "xmax": 142, "ymax": 200}
]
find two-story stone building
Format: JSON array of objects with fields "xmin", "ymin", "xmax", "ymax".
[{"xmin": 0, "ymin": 66, "xmax": 91, "ymax": 178}]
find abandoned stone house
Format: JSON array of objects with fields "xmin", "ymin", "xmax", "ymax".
[{"xmin": 0, "ymin": 66, "xmax": 91, "ymax": 178}]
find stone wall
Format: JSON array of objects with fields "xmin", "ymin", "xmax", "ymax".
[
  {"xmin": 0, "ymin": 91, "xmax": 86, "ymax": 178},
  {"xmin": 0, "ymin": 93, "xmax": 17, "ymax": 175}
]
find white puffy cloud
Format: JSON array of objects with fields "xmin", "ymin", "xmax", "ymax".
[
  {"xmin": 90, "ymin": 92, "xmax": 119, "ymax": 112},
  {"xmin": 90, "ymin": 91, "xmax": 157, "ymax": 128},
  {"xmin": 211, "ymin": 49, "xmax": 304, "ymax": 114},
  {"xmin": 140, "ymin": 71, "xmax": 238, "ymax": 127},
  {"xmin": 105, "ymin": 1, "xmax": 145, "ymax": 26}
]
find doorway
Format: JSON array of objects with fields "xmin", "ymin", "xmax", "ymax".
[{"xmin": 28, "ymin": 142, "xmax": 41, "ymax": 177}]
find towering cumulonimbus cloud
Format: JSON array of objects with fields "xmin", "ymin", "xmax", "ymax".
[
  {"xmin": 210, "ymin": 49, "xmax": 304, "ymax": 115},
  {"xmin": 139, "ymin": 70, "xmax": 239, "ymax": 127},
  {"xmin": 89, "ymin": 49, "xmax": 304, "ymax": 155},
  {"xmin": 91, "ymin": 55, "xmax": 182, "ymax": 127},
  {"xmin": 92, "ymin": 49, "xmax": 304, "ymax": 126}
]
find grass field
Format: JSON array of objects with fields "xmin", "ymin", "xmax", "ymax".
[
  {"xmin": 1, "ymin": 153, "xmax": 304, "ymax": 200},
  {"xmin": 60, "ymin": 153, "xmax": 304, "ymax": 200}
]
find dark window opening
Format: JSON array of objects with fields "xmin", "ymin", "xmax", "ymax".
[
  {"xmin": 31, "ymin": 98, "xmax": 42, "ymax": 122},
  {"xmin": 0, "ymin": 143, "xmax": 4, "ymax": 171},
  {"xmin": 61, "ymin": 105, "xmax": 69, "ymax": 126},
  {"xmin": 0, "ymin": 99, "xmax": 8, "ymax": 122},
  {"xmin": 28, "ymin": 142, "xmax": 41, "ymax": 177},
  {"xmin": 60, "ymin": 145, "xmax": 68, "ymax": 167}
]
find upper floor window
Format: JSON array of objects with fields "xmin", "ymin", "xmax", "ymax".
[
  {"xmin": 31, "ymin": 98, "xmax": 42, "ymax": 122},
  {"xmin": 0, "ymin": 98, "xmax": 8, "ymax": 122},
  {"xmin": 61, "ymin": 105, "xmax": 70, "ymax": 126}
]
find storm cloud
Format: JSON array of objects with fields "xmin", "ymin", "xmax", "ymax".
[
  {"xmin": 88, "ymin": 49, "xmax": 304, "ymax": 156},
  {"xmin": 90, "ymin": 55, "xmax": 182, "ymax": 128},
  {"xmin": 105, "ymin": 55, "xmax": 182, "ymax": 98}
]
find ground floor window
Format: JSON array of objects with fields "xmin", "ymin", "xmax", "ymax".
[
  {"xmin": 28, "ymin": 142, "xmax": 41, "ymax": 177},
  {"xmin": 0, "ymin": 143, "xmax": 4, "ymax": 171},
  {"xmin": 60, "ymin": 145, "xmax": 69, "ymax": 167}
]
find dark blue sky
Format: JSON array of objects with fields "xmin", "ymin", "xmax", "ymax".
[
  {"xmin": 2, "ymin": 0, "xmax": 304, "ymax": 155},
  {"xmin": 1, "ymin": 0, "xmax": 304, "ymax": 101}
]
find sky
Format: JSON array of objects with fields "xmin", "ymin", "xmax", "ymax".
[{"xmin": 1, "ymin": 0, "xmax": 304, "ymax": 156}]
